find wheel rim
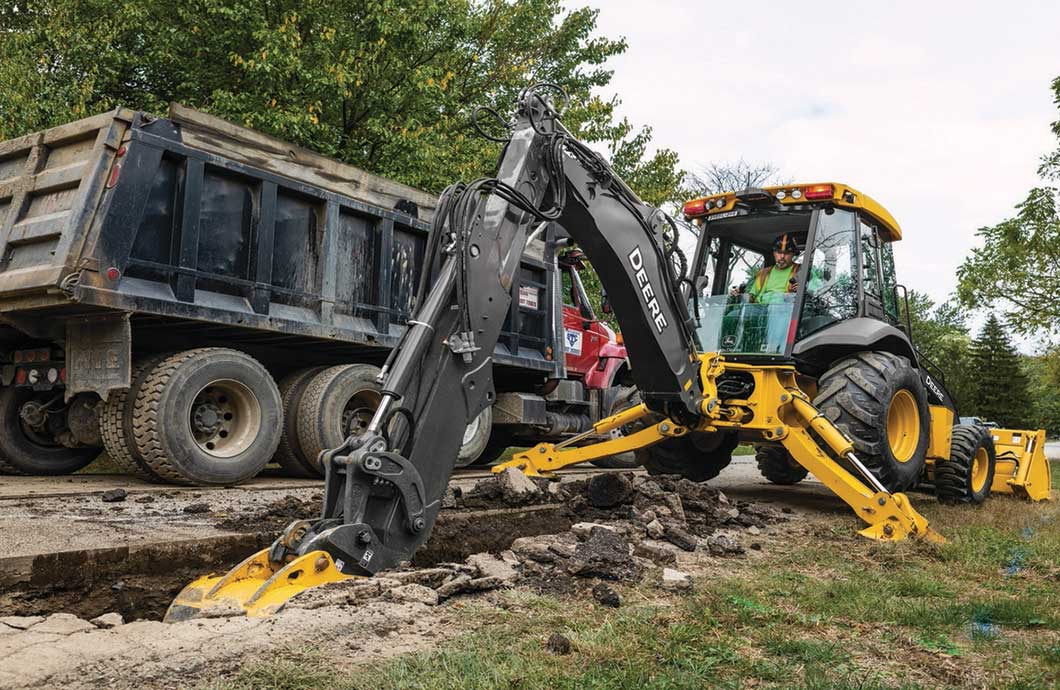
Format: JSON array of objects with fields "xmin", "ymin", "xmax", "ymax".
[
  {"xmin": 970, "ymin": 447, "xmax": 990, "ymax": 492},
  {"xmin": 886, "ymin": 389, "xmax": 920, "ymax": 463},
  {"xmin": 341, "ymin": 388, "xmax": 382, "ymax": 438},
  {"xmin": 17, "ymin": 395, "xmax": 61, "ymax": 448},
  {"xmin": 189, "ymin": 379, "xmax": 261, "ymax": 458}
]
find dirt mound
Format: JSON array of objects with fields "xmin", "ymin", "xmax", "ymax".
[{"xmin": 215, "ymin": 494, "xmax": 321, "ymax": 532}]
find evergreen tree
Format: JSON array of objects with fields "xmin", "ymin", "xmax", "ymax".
[{"xmin": 968, "ymin": 315, "xmax": 1033, "ymax": 427}]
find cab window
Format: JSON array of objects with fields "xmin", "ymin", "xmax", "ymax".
[{"xmin": 797, "ymin": 208, "xmax": 858, "ymax": 339}]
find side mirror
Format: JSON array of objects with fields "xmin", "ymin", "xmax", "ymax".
[{"xmin": 601, "ymin": 296, "xmax": 613, "ymax": 314}]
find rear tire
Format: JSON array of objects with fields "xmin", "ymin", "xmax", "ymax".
[
  {"xmin": 636, "ymin": 429, "xmax": 738, "ymax": 482},
  {"xmin": 132, "ymin": 348, "xmax": 282, "ymax": 485},
  {"xmin": 0, "ymin": 387, "xmax": 98, "ymax": 475},
  {"xmin": 274, "ymin": 367, "xmax": 327, "ymax": 478},
  {"xmin": 935, "ymin": 424, "xmax": 996, "ymax": 505},
  {"xmin": 815, "ymin": 352, "xmax": 929, "ymax": 492},
  {"xmin": 755, "ymin": 445, "xmax": 808, "ymax": 485},
  {"xmin": 297, "ymin": 364, "xmax": 382, "ymax": 473},
  {"xmin": 471, "ymin": 426, "xmax": 516, "ymax": 467},
  {"xmin": 99, "ymin": 354, "xmax": 171, "ymax": 482}
]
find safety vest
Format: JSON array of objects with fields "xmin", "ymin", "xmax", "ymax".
[{"xmin": 754, "ymin": 263, "xmax": 801, "ymax": 293}]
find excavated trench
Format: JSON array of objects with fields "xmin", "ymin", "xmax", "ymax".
[{"xmin": 0, "ymin": 503, "xmax": 571, "ymax": 622}]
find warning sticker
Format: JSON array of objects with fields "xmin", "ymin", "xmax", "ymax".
[
  {"xmin": 518, "ymin": 285, "xmax": 539, "ymax": 309},
  {"xmin": 564, "ymin": 328, "xmax": 583, "ymax": 356}
]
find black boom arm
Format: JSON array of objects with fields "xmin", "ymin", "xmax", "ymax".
[{"xmin": 274, "ymin": 87, "xmax": 704, "ymax": 575}]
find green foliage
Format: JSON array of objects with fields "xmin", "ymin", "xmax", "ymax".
[
  {"xmin": 0, "ymin": 0, "xmax": 682, "ymax": 201},
  {"xmin": 967, "ymin": 315, "xmax": 1034, "ymax": 427},
  {"xmin": 900, "ymin": 289, "xmax": 975, "ymax": 411},
  {"xmin": 958, "ymin": 76, "xmax": 1060, "ymax": 337},
  {"xmin": 1023, "ymin": 347, "xmax": 1060, "ymax": 434}
]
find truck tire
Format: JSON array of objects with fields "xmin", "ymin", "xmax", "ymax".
[
  {"xmin": 455, "ymin": 406, "xmax": 493, "ymax": 468},
  {"xmin": 815, "ymin": 351, "xmax": 929, "ymax": 493},
  {"xmin": 471, "ymin": 426, "xmax": 516, "ymax": 467},
  {"xmin": 935, "ymin": 424, "xmax": 996, "ymax": 505},
  {"xmin": 754, "ymin": 445, "xmax": 808, "ymax": 485},
  {"xmin": 0, "ymin": 387, "xmax": 99, "ymax": 475},
  {"xmin": 636, "ymin": 429, "xmax": 739, "ymax": 482},
  {"xmin": 592, "ymin": 385, "xmax": 641, "ymax": 469},
  {"xmin": 297, "ymin": 364, "xmax": 382, "ymax": 474},
  {"xmin": 98, "ymin": 354, "xmax": 171, "ymax": 482},
  {"xmin": 274, "ymin": 367, "xmax": 327, "ymax": 478},
  {"xmin": 132, "ymin": 348, "xmax": 282, "ymax": 485}
]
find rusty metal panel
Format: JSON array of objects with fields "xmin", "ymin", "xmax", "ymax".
[{"xmin": 65, "ymin": 313, "xmax": 131, "ymax": 401}]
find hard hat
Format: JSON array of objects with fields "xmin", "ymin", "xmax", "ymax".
[{"xmin": 772, "ymin": 233, "xmax": 800, "ymax": 254}]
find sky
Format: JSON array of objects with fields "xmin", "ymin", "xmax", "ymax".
[{"xmin": 585, "ymin": 0, "xmax": 1059, "ymax": 321}]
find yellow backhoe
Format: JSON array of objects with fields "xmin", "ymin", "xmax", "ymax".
[{"xmin": 165, "ymin": 86, "xmax": 1050, "ymax": 622}]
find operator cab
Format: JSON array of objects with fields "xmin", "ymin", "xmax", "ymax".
[{"xmin": 684, "ymin": 183, "xmax": 905, "ymax": 371}]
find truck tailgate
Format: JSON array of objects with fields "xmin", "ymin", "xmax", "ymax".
[{"xmin": 0, "ymin": 110, "xmax": 131, "ymax": 301}]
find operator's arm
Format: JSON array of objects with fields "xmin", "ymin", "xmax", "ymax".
[{"xmin": 270, "ymin": 86, "xmax": 705, "ymax": 576}]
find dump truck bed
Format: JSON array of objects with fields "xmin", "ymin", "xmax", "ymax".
[{"xmin": 0, "ymin": 106, "xmax": 561, "ymax": 384}]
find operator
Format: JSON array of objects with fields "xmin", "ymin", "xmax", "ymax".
[{"xmin": 729, "ymin": 233, "xmax": 804, "ymax": 304}]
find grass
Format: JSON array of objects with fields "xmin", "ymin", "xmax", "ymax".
[{"xmin": 203, "ymin": 466, "xmax": 1060, "ymax": 690}]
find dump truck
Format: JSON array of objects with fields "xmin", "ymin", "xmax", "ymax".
[
  {"xmin": 166, "ymin": 85, "xmax": 1044, "ymax": 621},
  {"xmin": 0, "ymin": 105, "xmax": 637, "ymax": 484}
]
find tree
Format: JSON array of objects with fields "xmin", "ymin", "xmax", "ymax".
[
  {"xmin": 900, "ymin": 290, "xmax": 975, "ymax": 412},
  {"xmin": 958, "ymin": 76, "xmax": 1060, "ymax": 337},
  {"xmin": 1023, "ymin": 347, "xmax": 1060, "ymax": 435},
  {"xmin": 682, "ymin": 160, "xmax": 784, "ymax": 198},
  {"xmin": 0, "ymin": 0, "xmax": 682, "ymax": 201},
  {"xmin": 966, "ymin": 315, "xmax": 1033, "ymax": 427}
]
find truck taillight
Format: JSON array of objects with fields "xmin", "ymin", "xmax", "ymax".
[
  {"xmin": 682, "ymin": 199, "xmax": 707, "ymax": 217},
  {"xmin": 60, "ymin": 367, "xmax": 67, "ymax": 383},
  {"xmin": 803, "ymin": 184, "xmax": 834, "ymax": 200},
  {"xmin": 14, "ymin": 369, "xmax": 27, "ymax": 385},
  {"xmin": 106, "ymin": 163, "xmax": 122, "ymax": 189}
]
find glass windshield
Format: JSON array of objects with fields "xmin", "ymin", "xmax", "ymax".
[
  {"xmin": 692, "ymin": 296, "xmax": 795, "ymax": 355},
  {"xmin": 797, "ymin": 209, "xmax": 858, "ymax": 338}
]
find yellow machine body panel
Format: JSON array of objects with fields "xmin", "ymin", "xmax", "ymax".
[
  {"xmin": 989, "ymin": 428, "xmax": 1052, "ymax": 502},
  {"xmin": 682, "ymin": 181, "xmax": 903, "ymax": 241}
]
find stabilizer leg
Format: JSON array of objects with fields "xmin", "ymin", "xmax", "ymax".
[
  {"xmin": 780, "ymin": 394, "xmax": 944, "ymax": 543},
  {"xmin": 491, "ymin": 403, "xmax": 681, "ymax": 475}
]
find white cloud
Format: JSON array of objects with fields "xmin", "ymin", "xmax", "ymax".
[{"xmin": 586, "ymin": 0, "xmax": 1059, "ymax": 318}]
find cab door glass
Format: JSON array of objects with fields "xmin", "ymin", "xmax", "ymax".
[
  {"xmin": 797, "ymin": 208, "xmax": 858, "ymax": 339},
  {"xmin": 861, "ymin": 220, "xmax": 883, "ymax": 299},
  {"xmin": 881, "ymin": 242, "xmax": 899, "ymax": 323},
  {"xmin": 860, "ymin": 219, "xmax": 886, "ymax": 319}
]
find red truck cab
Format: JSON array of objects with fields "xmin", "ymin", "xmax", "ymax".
[{"xmin": 558, "ymin": 249, "xmax": 629, "ymax": 390}]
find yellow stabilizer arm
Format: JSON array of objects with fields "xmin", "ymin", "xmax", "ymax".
[
  {"xmin": 164, "ymin": 549, "xmax": 352, "ymax": 622},
  {"xmin": 990, "ymin": 428, "xmax": 1053, "ymax": 502},
  {"xmin": 777, "ymin": 394, "xmax": 943, "ymax": 542},
  {"xmin": 492, "ymin": 403, "xmax": 686, "ymax": 476}
]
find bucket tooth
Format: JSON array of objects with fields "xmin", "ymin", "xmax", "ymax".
[{"xmin": 164, "ymin": 549, "xmax": 352, "ymax": 622}]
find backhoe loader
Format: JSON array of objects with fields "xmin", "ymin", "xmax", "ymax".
[{"xmin": 166, "ymin": 85, "xmax": 1049, "ymax": 621}]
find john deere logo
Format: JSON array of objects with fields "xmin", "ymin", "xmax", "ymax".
[{"xmin": 722, "ymin": 335, "xmax": 737, "ymax": 349}]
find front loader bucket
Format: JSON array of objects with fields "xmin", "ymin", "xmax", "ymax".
[
  {"xmin": 164, "ymin": 549, "xmax": 352, "ymax": 622},
  {"xmin": 990, "ymin": 429, "xmax": 1053, "ymax": 502}
]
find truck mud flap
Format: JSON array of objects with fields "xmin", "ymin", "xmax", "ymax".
[{"xmin": 65, "ymin": 313, "xmax": 131, "ymax": 401}]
